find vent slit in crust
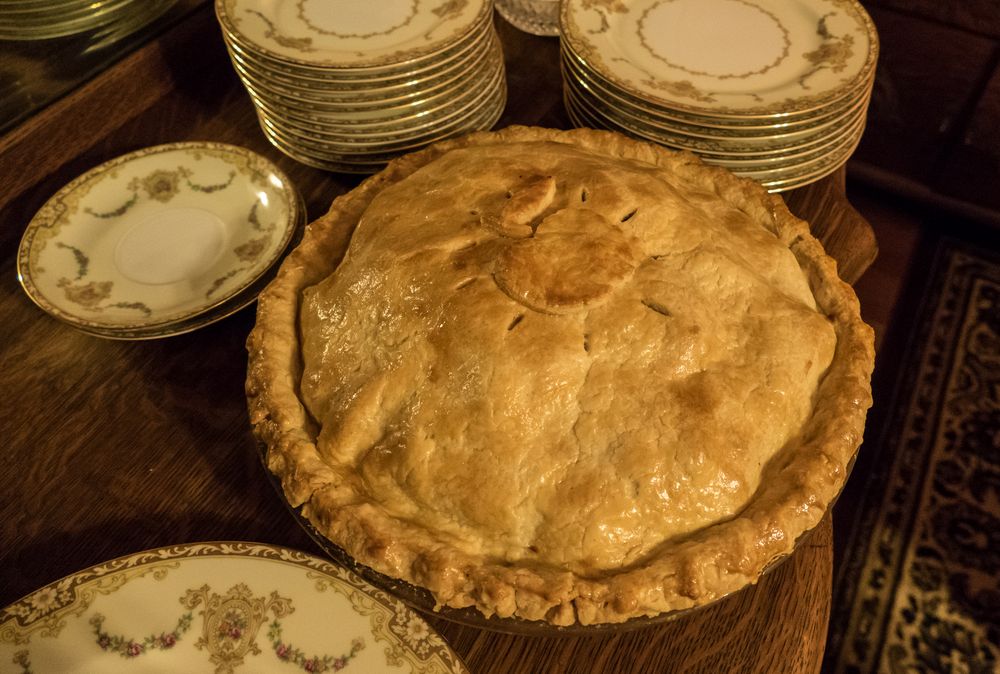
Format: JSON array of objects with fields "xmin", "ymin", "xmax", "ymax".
[{"xmin": 641, "ymin": 299, "xmax": 673, "ymax": 317}]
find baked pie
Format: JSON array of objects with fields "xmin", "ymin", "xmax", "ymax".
[{"xmin": 246, "ymin": 126, "xmax": 874, "ymax": 625}]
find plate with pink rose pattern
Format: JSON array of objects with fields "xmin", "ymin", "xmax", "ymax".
[{"xmin": 0, "ymin": 542, "xmax": 468, "ymax": 673}]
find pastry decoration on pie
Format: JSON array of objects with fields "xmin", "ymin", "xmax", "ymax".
[{"xmin": 246, "ymin": 126, "xmax": 874, "ymax": 626}]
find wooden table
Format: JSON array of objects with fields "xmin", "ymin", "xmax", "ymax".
[{"xmin": 0, "ymin": 6, "xmax": 877, "ymax": 673}]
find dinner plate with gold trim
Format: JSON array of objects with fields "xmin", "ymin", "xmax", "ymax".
[
  {"xmin": 246, "ymin": 48, "xmax": 504, "ymax": 134},
  {"xmin": 0, "ymin": 542, "xmax": 469, "ymax": 673},
  {"xmin": 565, "ymin": 67, "xmax": 871, "ymax": 150},
  {"xmin": 560, "ymin": 0, "xmax": 878, "ymax": 119},
  {"xmin": 256, "ymin": 81, "xmax": 505, "ymax": 153},
  {"xmin": 230, "ymin": 35, "xmax": 498, "ymax": 114},
  {"xmin": 225, "ymin": 31, "xmax": 493, "ymax": 105},
  {"xmin": 237, "ymin": 40, "xmax": 501, "ymax": 125},
  {"xmin": 565, "ymin": 83, "xmax": 866, "ymax": 158},
  {"xmin": 564, "ymin": 93, "xmax": 865, "ymax": 191},
  {"xmin": 560, "ymin": 45, "xmax": 872, "ymax": 134},
  {"xmin": 17, "ymin": 142, "xmax": 300, "ymax": 336},
  {"xmin": 257, "ymin": 83, "xmax": 506, "ymax": 172},
  {"xmin": 215, "ymin": 0, "xmax": 491, "ymax": 71},
  {"xmin": 219, "ymin": 9, "xmax": 493, "ymax": 83}
]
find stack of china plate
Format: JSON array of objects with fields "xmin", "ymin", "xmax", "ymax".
[
  {"xmin": 0, "ymin": 0, "xmax": 176, "ymax": 41},
  {"xmin": 17, "ymin": 142, "xmax": 303, "ymax": 340},
  {"xmin": 215, "ymin": 0, "xmax": 506, "ymax": 173},
  {"xmin": 560, "ymin": 0, "xmax": 878, "ymax": 192}
]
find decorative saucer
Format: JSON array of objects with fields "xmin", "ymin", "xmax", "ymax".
[
  {"xmin": 0, "ymin": 542, "xmax": 468, "ymax": 673},
  {"xmin": 17, "ymin": 142, "xmax": 300, "ymax": 337}
]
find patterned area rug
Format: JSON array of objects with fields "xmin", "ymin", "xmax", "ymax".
[{"xmin": 824, "ymin": 231, "xmax": 1000, "ymax": 673}]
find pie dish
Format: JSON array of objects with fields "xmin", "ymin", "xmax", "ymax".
[{"xmin": 246, "ymin": 125, "xmax": 874, "ymax": 626}]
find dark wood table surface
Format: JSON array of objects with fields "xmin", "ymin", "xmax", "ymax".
[{"xmin": 0, "ymin": 6, "xmax": 877, "ymax": 673}]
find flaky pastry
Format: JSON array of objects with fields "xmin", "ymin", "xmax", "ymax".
[{"xmin": 246, "ymin": 126, "xmax": 874, "ymax": 625}]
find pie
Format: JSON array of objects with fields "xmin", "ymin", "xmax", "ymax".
[{"xmin": 246, "ymin": 125, "xmax": 875, "ymax": 626}]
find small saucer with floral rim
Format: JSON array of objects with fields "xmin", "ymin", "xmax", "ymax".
[{"xmin": 17, "ymin": 142, "xmax": 301, "ymax": 338}]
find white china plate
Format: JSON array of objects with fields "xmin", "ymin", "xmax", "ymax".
[
  {"xmin": 567, "ymin": 72, "xmax": 869, "ymax": 151},
  {"xmin": 65, "ymin": 191, "xmax": 306, "ymax": 341},
  {"xmin": 219, "ymin": 9, "xmax": 492, "ymax": 82},
  {"xmin": 272, "ymin": 66, "xmax": 505, "ymax": 139},
  {"xmin": 17, "ymin": 142, "xmax": 300, "ymax": 335},
  {"xmin": 216, "ymin": 0, "xmax": 491, "ymax": 69},
  {"xmin": 0, "ymin": 542, "xmax": 469, "ymax": 673},
  {"xmin": 259, "ymin": 86, "xmax": 506, "ymax": 173},
  {"xmin": 245, "ymin": 47, "xmax": 504, "ymax": 136},
  {"xmin": 225, "ymin": 27, "xmax": 493, "ymax": 100},
  {"xmin": 560, "ymin": 45, "xmax": 872, "ymax": 135},
  {"xmin": 230, "ymin": 35, "xmax": 497, "ymax": 114},
  {"xmin": 560, "ymin": 0, "xmax": 878, "ymax": 117},
  {"xmin": 564, "ymin": 93, "xmax": 864, "ymax": 191},
  {"xmin": 565, "ymin": 82, "xmax": 866, "ymax": 158}
]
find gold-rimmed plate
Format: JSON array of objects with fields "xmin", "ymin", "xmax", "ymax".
[
  {"xmin": 0, "ymin": 542, "xmax": 469, "ymax": 673},
  {"xmin": 560, "ymin": 0, "xmax": 878, "ymax": 119},
  {"xmin": 564, "ymin": 63, "xmax": 871, "ymax": 150},
  {"xmin": 224, "ymin": 28, "xmax": 493, "ymax": 104},
  {"xmin": 228, "ymin": 33, "xmax": 497, "ymax": 114},
  {"xmin": 560, "ymin": 44, "xmax": 873, "ymax": 135},
  {"xmin": 257, "ymin": 80, "xmax": 506, "ymax": 168},
  {"xmin": 243, "ymin": 44, "xmax": 504, "ymax": 135},
  {"xmin": 219, "ymin": 9, "xmax": 493, "ymax": 84},
  {"xmin": 64, "ymin": 191, "xmax": 306, "ymax": 341},
  {"xmin": 258, "ymin": 84, "xmax": 506, "ymax": 173},
  {"xmin": 565, "ymin": 82, "xmax": 867, "ymax": 158},
  {"xmin": 233, "ymin": 36, "xmax": 501, "ymax": 124},
  {"xmin": 565, "ymin": 92, "xmax": 866, "ymax": 191},
  {"xmin": 17, "ymin": 142, "xmax": 300, "ymax": 337},
  {"xmin": 216, "ymin": 0, "xmax": 491, "ymax": 71},
  {"xmin": 261, "ymin": 60, "xmax": 505, "ymax": 137}
]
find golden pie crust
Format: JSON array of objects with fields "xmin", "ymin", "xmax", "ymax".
[{"xmin": 246, "ymin": 126, "xmax": 874, "ymax": 626}]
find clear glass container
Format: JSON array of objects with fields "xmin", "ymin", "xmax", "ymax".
[{"xmin": 494, "ymin": 0, "xmax": 560, "ymax": 36}]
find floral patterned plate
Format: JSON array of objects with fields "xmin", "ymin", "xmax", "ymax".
[
  {"xmin": 65, "ymin": 191, "xmax": 306, "ymax": 341},
  {"xmin": 560, "ymin": 0, "xmax": 877, "ymax": 119},
  {"xmin": 0, "ymin": 542, "xmax": 469, "ymax": 673},
  {"xmin": 215, "ymin": 0, "xmax": 491, "ymax": 71},
  {"xmin": 256, "ymin": 81, "xmax": 506, "ymax": 174},
  {"xmin": 17, "ymin": 142, "xmax": 300, "ymax": 337}
]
